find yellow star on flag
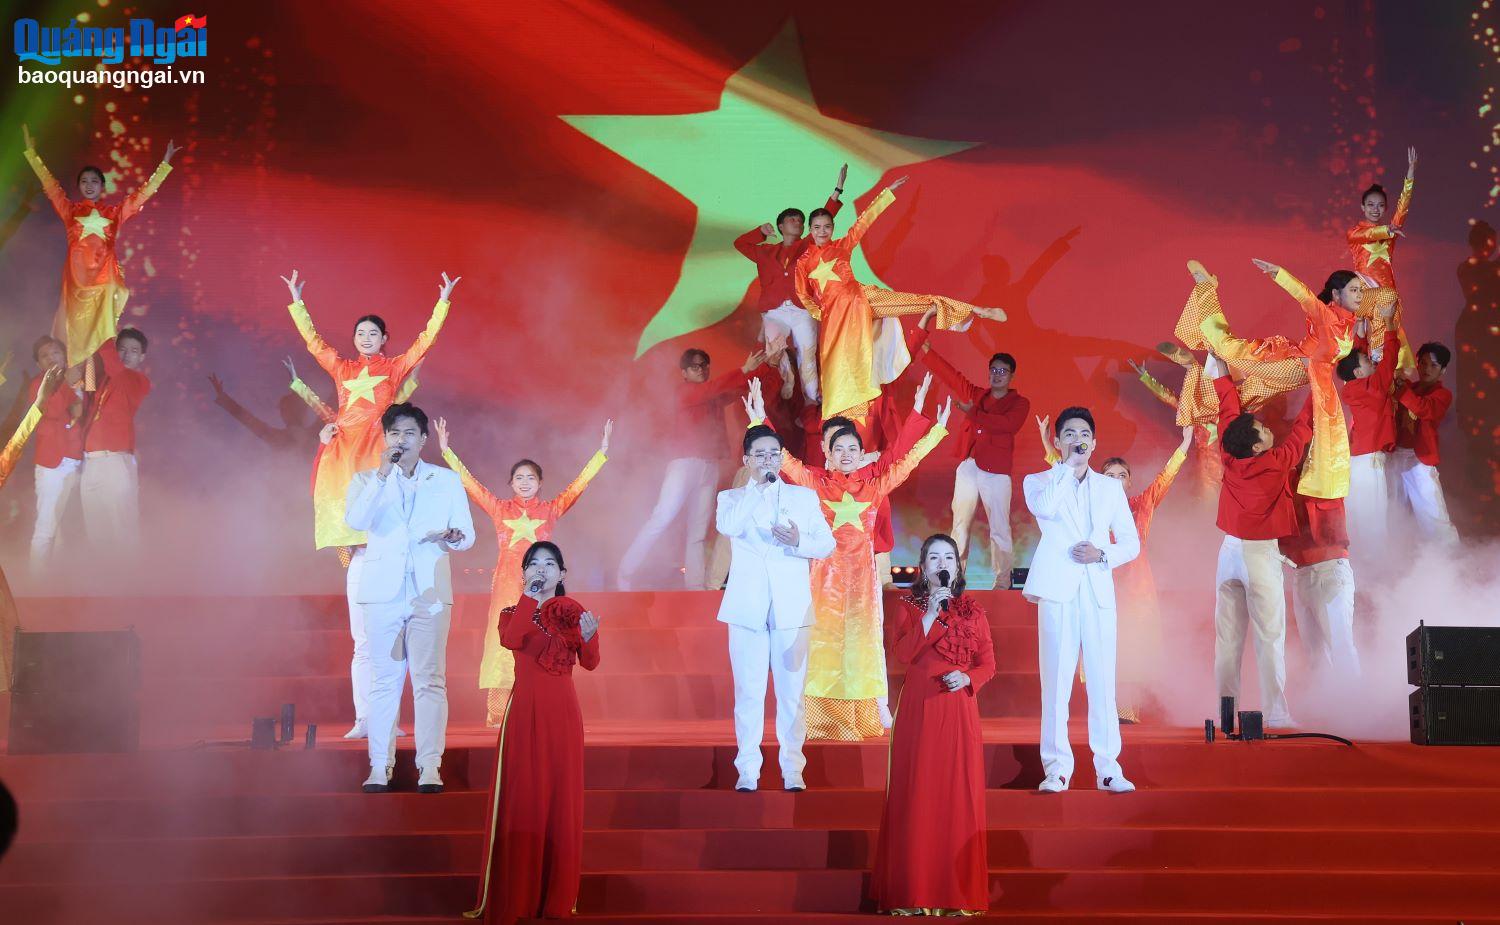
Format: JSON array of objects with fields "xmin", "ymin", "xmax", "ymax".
[
  {"xmin": 1362, "ymin": 237, "xmax": 1392, "ymax": 265},
  {"xmin": 501, "ymin": 510, "xmax": 545, "ymax": 546},
  {"xmin": 807, "ymin": 258, "xmax": 841, "ymax": 293},
  {"xmin": 75, "ymin": 209, "xmax": 113, "ymax": 240},
  {"xmin": 341, "ymin": 366, "xmax": 389, "ymax": 406},
  {"xmin": 823, "ymin": 491, "xmax": 872, "ymax": 531}
]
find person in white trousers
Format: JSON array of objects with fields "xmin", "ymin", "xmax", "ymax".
[
  {"xmin": 715, "ymin": 423, "xmax": 836, "ymax": 793},
  {"xmin": 1023, "ymin": 407, "xmax": 1140, "ymax": 794},
  {"xmin": 26, "ymin": 336, "xmax": 85, "ymax": 574},
  {"xmin": 1391, "ymin": 342, "xmax": 1461, "ymax": 545},
  {"xmin": 1337, "ymin": 304, "xmax": 1400, "ymax": 573},
  {"xmin": 345, "ymin": 402, "xmax": 474, "ymax": 794}
]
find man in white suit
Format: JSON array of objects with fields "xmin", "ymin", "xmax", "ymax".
[
  {"xmin": 716, "ymin": 423, "xmax": 836, "ymax": 793},
  {"xmin": 1023, "ymin": 406, "xmax": 1141, "ymax": 794},
  {"xmin": 345, "ymin": 402, "xmax": 475, "ymax": 794}
]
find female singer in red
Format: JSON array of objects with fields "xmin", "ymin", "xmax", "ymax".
[
  {"xmin": 871, "ymin": 534, "xmax": 997, "ymax": 916},
  {"xmin": 467, "ymin": 541, "xmax": 601, "ymax": 925}
]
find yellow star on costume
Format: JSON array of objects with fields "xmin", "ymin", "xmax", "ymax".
[
  {"xmin": 75, "ymin": 209, "xmax": 113, "ymax": 240},
  {"xmin": 807, "ymin": 258, "xmax": 841, "ymax": 292},
  {"xmin": 1362, "ymin": 236, "xmax": 1392, "ymax": 265},
  {"xmin": 341, "ymin": 366, "xmax": 388, "ymax": 406},
  {"xmin": 501, "ymin": 510, "xmax": 544, "ymax": 546},
  {"xmin": 824, "ymin": 491, "xmax": 872, "ymax": 531}
]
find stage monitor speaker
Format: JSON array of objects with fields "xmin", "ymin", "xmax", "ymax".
[
  {"xmin": 1410, "ymin": 686, "xmax": 1500, "ymax": 746},
  {"xmin": 7, "ymin": 630, "xmax": 141, "ymax": 754},
  {"xmin": 1406, "ymin": 625, "xmax": 1500, "ymax": 686}
]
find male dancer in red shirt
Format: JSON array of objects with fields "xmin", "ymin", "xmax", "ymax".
[
  {"xmin": 1207, "ymin": 351, "xmax": 1314, "ymax": 728},
  {"xmin": 1391, "ymin": 342, "xmax": 1459, "ymax": 544},
  {"xmin": 734, "ymin": 165, "xmax": 847, "ymax": 402},
  {"xmin": 26, "ymin": 336, "xmax": 85, "ymax": 573},
  {"xmin": 81, "ymin": 328, "xmax": 150, "ymax": 551},
  {"xmin": 1337, "ymin": 311, "xmax": 1399, "ymax": 571}
]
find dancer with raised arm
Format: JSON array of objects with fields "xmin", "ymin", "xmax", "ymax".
[
  {"xmin": 81, "ymin": 329, "xmax": 151, "ymax": 552},
  {"xmin": 26, "ymin": 337, "xmax": 85, "ymax": 573},
  {"xmin": 1347, "ymin": 147, "xmax": 1417, "ymax": 367},
  {"xmin": 466, "ymin": 541, "xmax": 601, "ymax": 925},
  {"xmin": 1024, "ymin": 408, "xmax": 1140, "ymax": 794},
  {"xmin": 871, "ymin": 533, "xmax": 996, "ymax": 916},
  {"xmin": 436, "ymin": 417, "xmax": 610, "ymax": 726},
  {"xmin": 22, "ymin": 124, "xmax": 179, "ymax": 370},
  {"xmin": 1392, "ymin": 342, "xmax": 1461, "ymax": 544},
  {"xmin": 749, "ymin": 380, "xmax": 952, "ymax": 739}
]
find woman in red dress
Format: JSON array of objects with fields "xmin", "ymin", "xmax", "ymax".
[
  {"xmin": 871, "ymin": 534, "xmax": 997, "ymax": 916},
  {"xmin": 466, "ymin": 541, "xmax": 601, "ymax": 925}
]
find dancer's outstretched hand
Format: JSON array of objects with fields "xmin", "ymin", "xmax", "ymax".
[
  {"xmin": 913, "ymin": 371, "xmax": 932, "ymax": 415},
  {"xmin": 438, "ymin": 272, "xmax": 461, "ymax": 301},
  {"xmin": 1408, "ymin": 146, "xmax": 1418, "ymax": 176},
  {"xmin": 889, "ymin": 175, "xmax": 909, "ymax": 191},
  {"xmin": 834, "ymin": 163, "xmax": 848, "ymax": 192},
  {"xmin": 282, "ymin": 356, "xmax": 298, "ymax": 381},
  {"xmin": 1035, "ymin": 414, "xmax": 1051, "ymax": 449},
  {"xmin": 281, "ymin": 269, "xmax": 304, "ymax": 302},
  {"xmin": 320, "ymin": 423, "xmax": 339, "ymax": 445},
  {"xmin": 433, "ymin": 417, "xmax": 450, "ymax": 455},
  {"xmin": 600, "ymin": 418, "xmax": 613, "ymax": 454},
  {"xmin": 1180, "ymin": 425, "xmax": 1195, "ymax": 451},
  {"xmin": 21, "ymin": 124, "xmax": 34, "ymax": 150},
  {"xmin": 580, "ymin": 610, "xmax": 600, "ymax": 642},
  {"xmin": 1250, "ymin": 258, "xmax": 1279, "ymax": 276},
  {"xmin": 163, "ymin": 139, "xmax": 181, "ymax": 163},
  {"xmin": 207, "ymin": 373, "xmax": 225, "ymax": 398},
  {"xmin": 935, "ymin": 396, "xmax": 953, "ymax": 429}
]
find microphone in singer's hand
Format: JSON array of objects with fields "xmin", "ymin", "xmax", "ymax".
[
  {"xmin": 389, "ymin": 448, "xmax": 402, "ymax": 464},
  {"xmin": 527, "ymin": 576, "xmax": 545, "ymax": 595},
  {"xmin": 937, "ymin": 568, "xmax": 951, "ymax": 611},
  {"xmin": 763, "ymin": 470, "xmax": 777, "ymax": 483},
  {"xmin": 1072, "ymin": 442, "xmax": 1089, "ymax": 456}
]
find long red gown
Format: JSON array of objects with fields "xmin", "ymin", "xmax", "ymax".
[
  {"xmin": 468, "ymin": 594, "xmax": 600, "ymax": 925},
  {"xmin": 871, "ymin": 594, "xmax": 997, "ymax": 914}
]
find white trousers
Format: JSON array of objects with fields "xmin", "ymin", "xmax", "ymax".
[
  {"xmin": 1390, "ymin": 448, "xmax": 1460, "ymax": 545},
  {"xmin": 1290, "ymin": 557, "xmax": 1359, "ymax": 676},
  {"xmin": 1346, "ymin": 453, "xmax": 1393, "ymax": 569},
  {"xmin": 951, "ymin": 459, "xmax": 1014, "ymax": 581},
  {"xmin": 762, "ymin": 301, "xmax": 821, "ymax": 403},
  {"xmin": 1037, "ymin": 579, "xmax": 1122, "ymax": 782},
  {"xmin": 347, "ymin": 548, "xmax": 372, "ymax": 723},
  {"xmin": 727, "ymin": 618, "xmax": 811, "ymax": 781},
  {"xmin": 619, "ymin": 457, "xmax": 717, "ymax": 590},
  {"xmin": 31, "ymin": 458, "xmax": 82, "ymax": 572},
  {"xmin": 81, "ymin": 450, "xmax": 139, "ymax": 549},
  {"xmin": 364, "ymin": 571, "xmax": 451, "ymax": 771},
  {"xmin": 1213, "ymin": 536, "xmax": 1291, "ymax": 723}
]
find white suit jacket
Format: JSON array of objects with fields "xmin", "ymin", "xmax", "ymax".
[
  {"xmin": 345, "ymin": 459, "xmax": 476, "ymax": 606},
  {"xmin": 715, "ymin": 478, "xmax": 836, "ymax": 630},
  {"xmin": 1022, "ymin": 462, "xmax": 1140, "ymax": 608}
]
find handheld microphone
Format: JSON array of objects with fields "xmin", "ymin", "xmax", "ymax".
[
  {"xmin": 763, "ymin": 470, "xmax": 777, "ymax": 483},
  {"xmin": 388, "ymin": 447, "xmax": 403, "ymax": 464},
  {"xmin": 937, "ymin": 569, "xmax": 951, "ymax": 611},
  {"xmin": 1072, "ymin": 442, "xmax": 1089, "ymax": 455},
  {"xmin": 527, "ymin": 575, "xmax": 545, "ymax": 595}
]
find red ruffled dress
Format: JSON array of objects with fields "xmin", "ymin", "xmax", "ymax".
[
  {"xmin": 468, "ymin": 594, "xmax": 600, "ymax": 925},
  {"xmin": 871, "ymin": 593, "xmax": 997, "ymax": 914}
]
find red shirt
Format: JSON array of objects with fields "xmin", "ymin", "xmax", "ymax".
[
  {"xmin": 28, "ymin": 374, "xmax": 86, "ymax": 468},
  {"xmin": 1342, "ymin": 332, "xmax": 1399, "ymax": 455},
  {"xmin": 1395, "ymin": 379, "xmax": 1451, "ymax": 466},
  {"xmin": 83, "ymin": 339, "xmax": 151, "ymax": 453},
  {"xmin": 670, "ymin": 368, "xmax": 750, "ymax": 459},
  {"xmin": 1279, "ymin": 468, "xmax": 1350, "ymax": 567},
  {"xmin": 1215, "ymin": 376, "xmax": 1314, "ymax": 540},
  {"xmin": 733, "ymin": 197, "xmax": 842, "ymax": 312},
  {"xmin": 909, "ymin": 326, "xmax": 1029, "ymax": 475}
]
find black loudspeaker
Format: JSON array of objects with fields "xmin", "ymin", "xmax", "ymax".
[
  {"xmin": 1410, "ymin": 687, "xmax": 1500, "ymax": 746},
  {"xmin": 1407, "ymin": 625, "xmax": 1500, "ymax": 686},
  {"xmin": 7, "ymin": 630, "xmax": 141, "ymax": 754}
]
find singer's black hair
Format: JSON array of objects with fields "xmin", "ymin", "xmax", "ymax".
[
  {"xmin": 381, "ymin": 402, "xmax": 428, "ymax": 435},
  {"xmin": 1053, "ymin": 406, "xmax": 1095, "ymax": 437},
  {"xmin": 522, "ymin": 540, "xmax": 567, "ymax": 597},
  {"xmin": 743, "ymin": 423, "xmax": 783, "ymax": 455},
  {"xmin": 510, "ymin": 458, "xmax": 543, "ymax": 481},
  {"xmin": 909, "ymin": 533, "xmax": 967, "ymax": 600}
]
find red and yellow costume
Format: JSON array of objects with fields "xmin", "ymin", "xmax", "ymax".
[
  {"xmin": 780, "ymin": 421, "xmax": 948, "ymax": 740},
  {"xmin": 1136, "ymin": 364, "xmax": 1222, "ymax": 493},
  {"xmin": 1, "ymin": 388, "xmax": 48, "ymax": 694},
  {"xmin": 1347, "ymin": 176, "xmax": 1415, "ymax": 367},
  {"xmin": 1174, "ymin": 272, "xmax": 1353, "ymax": 499},
  {"xmin": 871, "ymin": 593, "xmax": 996, "ymax": 915},
  {"xmin": 289, "ymin": 298, "xmax": 448, "ymax": 549},
  {"xmin": 443, "ymin": 445, "xmax": 607, "ymax": 724},
  {"xmin": 24, "ymin": 146, "xmax": 172, "ymax": 368},
  {"xmin": 794, "ymin": 188, "xmax": 982, "ymax": 421}
]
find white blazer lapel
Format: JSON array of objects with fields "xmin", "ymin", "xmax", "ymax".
[{"xmin": 1059, "ymin": 472, "xmax": 1087, "ymax": 541}]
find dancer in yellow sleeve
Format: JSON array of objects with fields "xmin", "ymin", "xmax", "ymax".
[
  {"xmin": 1347, "ymin": 146, "xmax": 1417, "ymax": 367},
  {"xmin": 435, "ymin": 417, "xmax": 611, "ymax": 726}
]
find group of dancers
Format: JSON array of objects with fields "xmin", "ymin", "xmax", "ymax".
[{"xmin": 0, "ymin": 129, "xmax": 1466, "ymax": 921}]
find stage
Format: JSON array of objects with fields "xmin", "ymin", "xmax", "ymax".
[{"xmin": 2, "ymin": 590, "xmax": 1497, "ymax": 924}]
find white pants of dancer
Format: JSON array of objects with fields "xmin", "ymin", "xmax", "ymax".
[
  {"xmin": 1290, "ymin": 557, "xmax": 1359, "ymax": 676},
  {"xmin": 31, "ymin": 458, "xmax": 81, "ymax": 572},
  {"xmin": 727, "ymin": 617, "xmax": 811, "ymax": 781},
  {"xmin": 81, "ymin": 450, "xmax": 139, "ymax": 549},
  {"xmin": 762, "ymin": 301, "xmax": 820, "ymax": 403},
  {"xmin": 619, "ymin": 456, "xmax": 717, "ymax": 590},
  {"xmin": 1346, "ymin": 452, "xmax": 1393, "ymax": 568},
  {"xmin": 1390, "ymin": 448, "xmax": 1460, "ymax": 545},
  {"xmin": 1213, "ymin": 536, "xmax": 1291, "ymax": 723},
  {"xmin": 951, "ymin": 459, "xmax": 1013, "ymax": 581},
  {"xmin": 1037, "ymin": 579, "xmax": 1122, "ymax": 782},
  {"xmin": 347, "ymin": 548, "xmax": 372, "ymax": 723},
  {"xmin": 364, "ymin": 570, "xmax": 451, "ymax": 771}
]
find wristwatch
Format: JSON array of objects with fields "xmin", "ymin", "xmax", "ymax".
[{"xmin": 1098, "ymin": 549, "xmax": 1108, "ymax": 566}]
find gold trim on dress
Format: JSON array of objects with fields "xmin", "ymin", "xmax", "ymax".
[{"xmin": 463, "ymin": 691, "xmax": 516, "ymax": 919}]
